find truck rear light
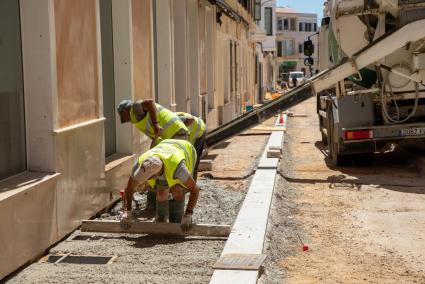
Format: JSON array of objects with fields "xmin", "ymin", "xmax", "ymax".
[{"xmin": 344, "ymin": 130, "xmax": 373, "ymax": 140}]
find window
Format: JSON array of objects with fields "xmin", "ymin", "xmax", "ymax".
[
  {"xmin": 254, "ymin": 0, "xmax": 261, "ymax": 21},
  {"xmin": 299, "ymin": 22, "xmax": 303, "ymax": 32},
  {"xmin": 0, "ymin": 0, "xmax": 26, "ymax": 180},
  {"xmin": 234, "ymin": 42, "xmax": 238, "ymax": 92},
  {"xmin": 283, "ymin": 39, "xmax": 295, "ymax": 56},
  {"xmin": 277, "ymin": 18, "xmax": 283, "ymax": 31},
  {"xmin": 255, "ymin": 54, "xmax": 258, "ymax": 84},
  {"xmin": 306, "ymin": 23, "xmax": 312, "ymax": 32},
  {"xmin": 265, "ymin": 7, "xmax": 272, "ymax": 36},
  {"xmin": 230, "ymin": 41, "xmax": 233, "ymax": 92},
  {"xmin": 283, "ymin": 19, "xmax": 288, "ymax": 30},
  {"xmin": 277, "ymin": 41, "xmax": 282, "ymax": 57},
  {"xmin": 299, "ymin": 43, "xmax": 303, "ymax": 54},
  {"xmin": 314, "ymin": 23, "xmax": 317, "ymax": 32},
  {"xmin": 290, "ymin": 18, "xmax": 296, "ymax": 31},
  {"xmin": 100, "ymin": 0, "xmax": 116, "ymax": 157}
]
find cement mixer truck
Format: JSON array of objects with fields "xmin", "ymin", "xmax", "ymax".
[
  {"xmin": 313, "ymin": 0, "xmax": 425, "ymax": 165},
  {"xmin": 206, "ymin": 0, "xmax": 425, "ymax": 166}
]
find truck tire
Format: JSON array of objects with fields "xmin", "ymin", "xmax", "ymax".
[{"xmin": 328, "ymin": 107, "xmax": 350, "ymax": 166}]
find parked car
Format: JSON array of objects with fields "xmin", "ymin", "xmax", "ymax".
[{"xmin": 289, "ymin": 71, "xmax": 305, "ymax": 87}]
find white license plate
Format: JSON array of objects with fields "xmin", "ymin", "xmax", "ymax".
[{"xmin": 400, "ymin": 127, "xmax": 425, "ymax": 136}]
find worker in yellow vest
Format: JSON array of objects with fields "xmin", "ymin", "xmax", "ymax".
[
  {"xmin": 120, "ymin": 139, "xmax": 200, "ymax": 230},
  {"xmin": 176, "ymin": 112, "xmax": 206, "ymax": 180},
  {"xmin": 117, "ymin": 99, "xmax": 189, "ymax": 145}
]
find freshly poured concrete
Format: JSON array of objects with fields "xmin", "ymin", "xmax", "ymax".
[{"xmin": 6, "ymin": 179, "xmax": 246, "ymax": 283}]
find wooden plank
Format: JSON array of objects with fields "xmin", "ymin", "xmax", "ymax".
[
  {"xmin": 198, "ymin": 159, "xmax": 213, "ymax": 171},
  {"xmin": 81, "ymin": 220, "xmax": 231, "ymax": 237},
  {"xmin": 267, "ymin": 149, "xmax": 281, "ymax": 158}
]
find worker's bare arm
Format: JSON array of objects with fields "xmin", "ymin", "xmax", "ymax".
[
  {"xmin": 142, "ymin": 100, "xmax": 162, "ymax": 137},
  {"xmin": 183, "ymin": 176, "xmax": 200, "ymax": 214},
  {"xmin": 120, "ymin": 176, "xmax": 139, "ymax": 230},
  {"xmin": 124, "ymin": 177, "xmax": 139, "ymax": 212}
]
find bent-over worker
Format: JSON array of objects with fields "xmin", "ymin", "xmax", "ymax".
[
  {"xmin": 117, "ymin": 99, "xmax": 189, "ymax": 145},
  {"xmin": 176, "ymin": 112, "xmax": 206, "ymax": 180},
  {"xmin": 121, "ymin": 139, "xmax": 200, "ymax": 230}
]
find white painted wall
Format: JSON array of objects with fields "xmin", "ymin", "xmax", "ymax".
[
  {"xmin": 154, "ymin": 0, "xmax": 175, "ymax": 110},
  {"xmin": 112, "ymin": 0, "xmax": 133, "ymax": 154},
  {"xmin": 173, "ymin": 0, "xmax": 189, "ymax": 112},
  {"xmin": 259, "ymin": 0, "xmax": 276, "ymax": 52},
  {"xmin": 187, "ymin": 0, "xmax": 200, "ymax": 116}
]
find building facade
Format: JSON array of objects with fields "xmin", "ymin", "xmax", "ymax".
[
  {"xmin": 275, "ymin": 7, "xmax": 319, "ymax": 80},
  {"xmin": 0, "ymin": 0, "xmax": 258, "ymax": 279},
  {"xmin": 251, "ymin": 0, "xmax": 277, "ymax": 100}
]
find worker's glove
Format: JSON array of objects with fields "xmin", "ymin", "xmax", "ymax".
[
  {"xmin": 120, "ymin": 210, "xmax": 133, "ymax": 230},
  {"xmin": 181, "ymin": 213, "xmax": 193, "ymax": 231}
]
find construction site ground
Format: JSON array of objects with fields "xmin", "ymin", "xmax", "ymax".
[
  {"xmin": 259, "ymin": 97, "xmax": 425, "ymax": 283},
  {"xmin": 5, "ymin": 119, "xmax": 275, "ymax": 283},
  {"xmin": 6, "ymin": 98, "xmax": 425, "ymax": 284}
]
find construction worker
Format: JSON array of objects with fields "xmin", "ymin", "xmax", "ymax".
[
  {"xmin": 120, "ymin": 139, "xmax": 200, "ymax": 230},
  {"xmin": 176, "ymin": 112, "xmax": 206, "ymax": 180},
  {"xmin": 117, "ymin": 99, "xmax": 189, "ymax": 145}
]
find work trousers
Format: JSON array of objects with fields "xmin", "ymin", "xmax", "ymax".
[{"xmin": 193, "ymin": 132, "xmax": 206, "ymax": 181}]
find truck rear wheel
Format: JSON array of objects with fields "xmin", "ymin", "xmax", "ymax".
[{"xmin": 328, "ymin": 107, "xmax": 350, "ymax": 166}]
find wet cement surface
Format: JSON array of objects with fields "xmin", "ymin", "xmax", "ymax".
[{"xmin": 6, "ymin": 179, "xmax": 246, "ymax": 284}]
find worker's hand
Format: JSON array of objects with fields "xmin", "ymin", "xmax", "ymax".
[
  {"xmin": 181, "ymin": 213, "xmax": 193, "ymax": 231},
  {"xmin": 120, "ymin": 210, "xmax": 133, "ymax": 230}
]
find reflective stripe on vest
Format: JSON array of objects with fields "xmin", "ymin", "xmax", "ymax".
[
  {"xmin": 139, "ymin": 139, "xmax": 196, "ymax": 188},
  {"xmin": 176, "ymin": 112, "xmax": 206, "ymax": 144},
  {"xmin": 130, "ymin": 103, "xmax": 188, "ymax": 139}
]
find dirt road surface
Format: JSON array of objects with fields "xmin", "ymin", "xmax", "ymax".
[{"xmin": 260, "ymin": 98, "xmax": 425, "ymax": 283}]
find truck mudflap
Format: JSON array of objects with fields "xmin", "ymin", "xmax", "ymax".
[{"xmin": 342, "ymin": 122, "xmax": 425, "ymax": 143}]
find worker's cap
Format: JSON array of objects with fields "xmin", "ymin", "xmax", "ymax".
[
  {"xmin": 117, "ymin": 100, "xmax": 133, "ymax": 123},
  {"xmin": 133, "ymin": 156, "xmax": 163, "ymax": 184}
]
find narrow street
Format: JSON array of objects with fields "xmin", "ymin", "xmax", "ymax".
[
  {"xmin": 260, "ymin": 98, "xmax": 425, "ymax": 283},
  {"xmin": 4, "ymin": 0, "xmax": 425, "ymax": 282}
]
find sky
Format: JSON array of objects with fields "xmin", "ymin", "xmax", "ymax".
[{"xmin": 277, "ymin": 0, "xmax": 324, "ymax": 21}]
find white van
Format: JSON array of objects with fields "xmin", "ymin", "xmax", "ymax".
[{"xmin": 289, "ymin": 71, "xmax": 305, "ymax": 87}]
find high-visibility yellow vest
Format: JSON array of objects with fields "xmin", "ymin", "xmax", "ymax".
[
  {"xmin": 130, "ymin": 103, "xmax": 188, "ymax": 140},
  {"xmin": 139, "ymin": 139, "xmax": 197, "ymax": 188},
  {"xmin": 176, "ymin": 112, "xmax": 206, "ymax": 144}
]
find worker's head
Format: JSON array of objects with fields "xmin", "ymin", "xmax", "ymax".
[
  {"xmin": 117, "ymin": 100, "xmax": 133, "ymax": 123},
  {"xmin": 132, "ymin": 156, "xmax": 163, "ymax": 184}
]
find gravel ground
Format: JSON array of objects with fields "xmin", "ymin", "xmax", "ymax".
[
  {"xmin": 6, "ymin": 118, "xmax": 274, "ymax": 284},
  {"xmin": 6, "ymin": 179, "xmax": 246, "ymax": 284}
]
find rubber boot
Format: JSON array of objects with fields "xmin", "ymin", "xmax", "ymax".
[
  {"xmin": 169, "ymin": 198, "xmax": 185, "ymax": 223},
  {"xmin": 155, "ymin": 200, "xmax": 169, "ymax": 223},
  {"xmin": 146, "ymin": 188, "xmax": 156, "ymax": 211}
]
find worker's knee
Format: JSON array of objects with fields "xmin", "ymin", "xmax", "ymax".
[
  {"xmin": 156, "ymin": 188, "xmax": 169, "ymax": 202},
  {"xmin": 170, "ymin": 185, "xmax": 185, "ymax": 201}
]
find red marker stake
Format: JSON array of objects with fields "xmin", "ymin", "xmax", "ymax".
[{"xmin": 296, "ymin": 233, "xmax": 309, "ymax": 252}]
